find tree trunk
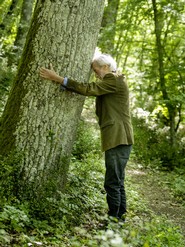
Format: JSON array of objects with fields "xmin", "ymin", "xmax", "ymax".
[
  {"xmin": 98, "ymin": 0, "xmax": 120, "ymax": 55},
  {"xmin": 10, "ymin": 0, "xmax": 35, "ymax": 64},
  {"xmin": 0, "ymin": 0, "xmax": 19, "ymax": 34},
  {"xmin": 0, "ymin": 0, "xmax": 105, "ymax": 200},
  {"xmin": 152, "ymin": 0, "xmax": 176, "ymax": 147}
]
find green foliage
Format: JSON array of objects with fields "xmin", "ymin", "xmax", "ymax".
[
  {"xmin": 72, "ymin": 119, "xmax": 101, "ymax": 160},
  {"xmin": 0, "ymin": 204, "xmax": 31, "ymax": 246},
  {"xmin": 0, "ymin": 57, "xmax": 16, "ymax": 115},
  {"xmin": 157, "ymin": 168, "xmax": 185, "ymax": 205},
  {"xmin": 0, "ymin": 143, "xmax": 184, "ymax": 246},
  {"xmin": 0, "ymin": 205, "xmax": 30, "ymax": 233},
  {"xmin": 0, "ymin": 152, "xmax": 105, "ymax": 246},
  {"xmin": 131, "ymin": 116, "xmax": 157, "ymax": 164},
  {"xmin": 132, "ymin": 116, "xmax": 185, "ymax": 169},
  {"xmin": 29, "ymin": 152, "xmax": 105, "ymax": 224},
  {"xmin": 0, "ymin": 156, "xmax": 184, "ymax": 246},
  {"xmin": 93, "ymin": 218, "xmax": 184, "ymax": 247},
  {"xmin": 0, "ymin": 152, "xmax": 23, "ymax": 205},
  {"xmin": 172, "ymin": 176, "xmax": 185, "ymax": 203},
  {"xmin": 101, "ymin": 0, "xmax": 185, "ymax": 155}
]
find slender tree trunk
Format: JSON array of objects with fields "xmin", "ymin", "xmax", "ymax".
[
  {"xmin": 0, "ymin": 0, "xmax": 19, "ymax": 34},
  {"xmin": 14, "ymin": 0, "xmax": 34, "ymax": 48},
  {"xmin": 0, "ymin": 0, "xmax": 105, "ymax": 200},
  {"xmin": 152, "ymin": 0, "xmax": 176, "ymax": 147},
  {"xmin": 10, "ymin": 0, "xmax": 35, "ymax": 64},
  {"xmin": 98, "ymin": 0, "xmax": 120, "ymax": 55}
]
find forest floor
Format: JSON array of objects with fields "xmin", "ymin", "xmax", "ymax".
[{"xmin": 127, "ymin": 163, "xmax": 185, "ymax": 237}]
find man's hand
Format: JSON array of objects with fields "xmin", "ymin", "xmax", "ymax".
[
  {"xmin": 39, "ymin": 64, "xmax": 64, "ymax": 84},
  {"xmin": 40, "ymin": 64, "xmax": 57, "ymax": 81}
]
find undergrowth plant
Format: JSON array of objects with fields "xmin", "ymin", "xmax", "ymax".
[
  {"xmin": 0, "ymin": 153, "xmax": 184, "ymax": 246},
  {"xmin": 0, "ymin": 152, "xmax": 23, "ymax": 206},
  {"xmin": 152, "ymin": 168, "xmax": 185, "ymax": 205},
  {"xmin": 132, "ymin": 116, "xmax": 185, "ymax": 170}
]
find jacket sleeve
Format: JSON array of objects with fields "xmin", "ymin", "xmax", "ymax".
[{"xmin": 65, "ymin": 73, "xmax": 118, "ymax": 96}]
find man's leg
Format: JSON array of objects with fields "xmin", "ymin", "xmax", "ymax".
[
  {"xmin": 118, "ymin": 172, "xmax": 127, "ymax": 219},
  {"xmin": 104, "ymin": 145, "xmax": 132, "ymax": 218}
]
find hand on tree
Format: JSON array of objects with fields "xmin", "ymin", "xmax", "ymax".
[{"xmin": 40, "ymin": 64, "xmax": 64, "ymax": 84}]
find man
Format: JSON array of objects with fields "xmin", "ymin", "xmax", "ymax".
[{"xmin": 40, "ymin": 54, "xmax": 134, "ymax": 221}]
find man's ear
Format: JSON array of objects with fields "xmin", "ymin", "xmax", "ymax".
[{"xmin": 103, "ymin": 64, "xmax": 109, "ymax": 70}]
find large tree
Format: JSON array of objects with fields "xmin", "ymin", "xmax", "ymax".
[{"xmin": 0, "ymin": 0, "xmax": 105, "ymax": 200}]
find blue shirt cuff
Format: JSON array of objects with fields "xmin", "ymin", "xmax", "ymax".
[
  {"xmin": 63, "ymin": 77, "xmax": 68, "ymax": 86},
  {"xmin": 60, "ymin": 77, "xmax": 68, "ymax": 91}
]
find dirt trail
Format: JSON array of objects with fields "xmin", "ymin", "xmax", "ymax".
[{"xmin": 127, "ymin": 167, "xmax": 185, "ymax": 237}]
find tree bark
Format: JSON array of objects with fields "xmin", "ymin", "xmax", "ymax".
[{"xmin": 0, "ymin": 0, "xmax": 105, "ymax": 199}]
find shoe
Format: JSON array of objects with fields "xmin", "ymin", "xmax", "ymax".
[
  {"xmin": 108, "ymin": 216, "xmax": 119, "ymax": 223},
  {"xmin": 101, "ymin": 215, "xmax": 119, "ymax": 230},
  {"xmin": 118, "ymin": 214, "xmax": 126, "ymax": 222}
]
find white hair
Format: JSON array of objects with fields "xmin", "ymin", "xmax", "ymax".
[{"xmin": 92, "ymin": 54, "xmax": 117, "ymax": 72}]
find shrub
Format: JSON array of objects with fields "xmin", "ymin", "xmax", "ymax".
[
  {"xmin": 0, "ymin": 152, "xmax": 23, "ymax": 205},
  {"xmin": 0, "ymin": 57, "xmax": 16, "ymax": 115},
  {"xmin": 0, "ymin": 205, "xmax": 30, "ymax": 233},
  {"xmin": 132, "ymin": 116, "xmax": 185, "ymax": 170},
  {"xmin": 72, "ymin": 119, "xmax": 101, "ymax": 160}
]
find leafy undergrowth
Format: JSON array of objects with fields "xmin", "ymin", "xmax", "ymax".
[{"xmin": 0, "ymin": 154, "xmax": 185, "ymax": 247}]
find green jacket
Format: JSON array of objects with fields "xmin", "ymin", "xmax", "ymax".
[{"xmin": 65, "ymin": 73, "xmax": 134, "ymax": 152}]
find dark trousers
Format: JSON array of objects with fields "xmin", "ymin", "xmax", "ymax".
[{"xmin": 104, "ymin": 145, "xmax": 132, "ymax": 218}]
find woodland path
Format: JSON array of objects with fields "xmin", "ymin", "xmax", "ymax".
[{"xmin": 127, "ymin": 165, "xmax": 185, "ymax": 237}]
